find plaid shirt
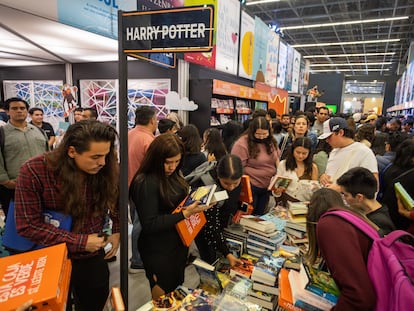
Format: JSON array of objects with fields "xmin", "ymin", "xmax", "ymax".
[{"xmin": 14, "ymin": 154, "xmax": 120, "ymax": 259}]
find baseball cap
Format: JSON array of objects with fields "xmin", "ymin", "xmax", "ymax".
[
  {"xmin": 318, "ymin": 117, "xmax": 349, "ymax": 139},
  {"xmin": 364, "ymin": 114, "xmax": 378, "ymax": 123}
]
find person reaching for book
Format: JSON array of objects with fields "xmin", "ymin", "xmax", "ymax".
[
  {"xmin": 194, "ymin": 154, "xmax": 245, "ymax": 267},
  {"xmin": 306, "ymin": 188, "xmax": 376, "ymax": 310},
  {"xmin": 129, "ymin": 134, "xmax": 209, "ymax": 300}
]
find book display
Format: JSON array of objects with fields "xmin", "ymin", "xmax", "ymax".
[{"xmin": 0, "ymin": 243, "xmax": 71, "ymax": 311}]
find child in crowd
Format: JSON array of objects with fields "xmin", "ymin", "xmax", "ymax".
[
  {"xmin": 129, "ymin": 134, "xmax": 208, "ymax": 299},
  {"xmin": 306, "ymin": 188, "xmax": 376, "ymax": 310},
  {"xmin": 336, "ymin": 167, "xmax": 396, "ymax": 235}
]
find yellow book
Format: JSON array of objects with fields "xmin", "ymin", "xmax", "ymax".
[{"xmin": 395, "ymin": 182, "xmax": 414, "ymax": 211}]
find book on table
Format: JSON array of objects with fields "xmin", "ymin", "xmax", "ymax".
[
  {"xmin": 251, "ymin": 253, "xmax": 285, "ymax": 286},
  {"xmin": 288, "ymin": 268, "xmax": 337, "ymax": 310},
  {"xmin": 278, "ymin": 268, "xmax": 305, "ymax": 311},
  {"xmin": 225, "ymin": 237, "xmax": 244, "ymax": 258},
  {"xmin": 287, "ymin": 201, "xmax": 309, "ymax": 215},
  {"xmin": 0, "ymin": 243, "xmax": 71, "ymax": 311},
  {"xmin": 192, "ymin": 258, "xmax": 222, "ymax": 294},
  {"xmin": 252, "ymin": 280, "xmax": 279, "ymax": 295},
  {"xmin": 246, "ymin": 292, "xmax": 278, "ymax": 310},
  {"xmin": 229, "ymin": 257, "xmax": 255, "ymax": 279},
  {"xmin": 285, "ymin": 227, "xmax": 306, "ymax": 239},
  {"xmin": 285, "ymin": 221, "xmax": 306, "ymax": 232},
  {"xmin": 394, "ymin": 182, "xmax": 414, "ymax": 211},
  {"xmin": 301, "ymin": 263, "xmax": 339, "ymax": 303},
  {"xmin": 239, "ymin": 215, "xmax": 276, "ymax": 234}
]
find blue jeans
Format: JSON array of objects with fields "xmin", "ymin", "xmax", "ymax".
[
  {"xmin": 130, "ymin": 205, "xmax": 143, "ymax": 267},
  {"xmin": 251, "ymin": 184, "xmax": 270, "ymax": 216}
]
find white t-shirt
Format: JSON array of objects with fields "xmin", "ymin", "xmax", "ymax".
[{"xmin": 325, "ymin": 141, "xmax": 378, "ymax": 183}]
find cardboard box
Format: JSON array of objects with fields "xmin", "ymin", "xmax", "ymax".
[{"xmin": 0, "ymin": 243, "xmax": 71, "ymax": 311}]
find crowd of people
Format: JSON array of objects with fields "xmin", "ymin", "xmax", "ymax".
[{"xmin": 1, "ymin": 96, "xmax": 414, "ymax": 310}]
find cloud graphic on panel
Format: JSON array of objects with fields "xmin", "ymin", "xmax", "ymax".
[{"xmin": 166, "ymin": 91, "xmax": 198, "ymax": 111}]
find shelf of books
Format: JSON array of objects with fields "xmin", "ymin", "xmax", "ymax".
[{"xmin": 137, "ymin": 203, "xmax": 339, "ymax": 311}]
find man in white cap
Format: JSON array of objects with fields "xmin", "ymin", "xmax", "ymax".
[{"xmin": 318, "ymin": 117, "xmax": 378, "ymax": 189}]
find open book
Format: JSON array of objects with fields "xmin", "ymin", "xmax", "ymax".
[
  {"xmin": 183, "ymin": 184, "xmax": 218, "ymax": 207},
  {"xmin": 268, "ymin": 175, "xmax": 292, "ymax": 192}
]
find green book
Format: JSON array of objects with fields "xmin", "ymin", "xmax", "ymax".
[{"xmin": 394, "ymin": 182, "xmax": 414, "ymax": 211}]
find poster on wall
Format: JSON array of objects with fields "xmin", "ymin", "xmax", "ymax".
[
  {"xmin": 299, "ymin": 58, "xmax": 306, "ymax": 95},
  {"xmin": 215, "ymin": 0, "xmax": 240, "ymax": 75},
  {"xmin": 265, "ymin": 31, "xmax": 279, "ymax": 87},
  {"xmin": 57, "ymin": 0, "xmax": 136, "ymax": 39},
  {"xmin": 80, "ymin": 79, "xmax": 170, "ymax": 129},
  {"xmin": 3, "ymin": 80, "xmax": 64, "ymax": 131},
  {"xmin": 252, "ymin": 17, "xmax": 269, "ymax": 83},
  {"xmin": 277, "ymin": 41, "xmax": 288, "ymax": 89},
  {"xmin": 291, "ymin": 49, "xmax": 301, "ymax": 94},
  {"xmin": 135, "ymin": 0, "xmax": 183, "ymax": 68},
  {"xmin": 184, "ymin": 0, "xmax": 217, "ymax": 68},
  {"xmin": 238, "ymin": 11, "xmax": 255, "ymax": 80},
  {"xmin": 285, "ymin": 45, "xmax": 294, "ymax": 91}
]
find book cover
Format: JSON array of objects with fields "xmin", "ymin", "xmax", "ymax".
[
  {"xmin": 173, "ymin": 204, "xmax": 206, "ymax": 247},
  {"xmin": 178, "ymin": 288, "xmax": 215, "ymax": 310},
  {"xmin": 192, "ymin": 258, "xmax": 222, "ymax": 294},
  {"xmin": 248, "ymin": 230, "xmax": 287, "ymax": 247},
  {"xmin": 268, "ymin": 175, "xmax": 293, "ymax": 192},
  {"xmin": 210, "ymin": 190, "xmax": 229, "ymax": 204},
  {"xmin": 394, "ymin": 182, "xmax": 414, "ymax": 211},
  {"xmin": 222, "ymin": 274, "xmax": 253, "ymax": 300},
  {"xmin": 225, "ymin": 238, "xmax": 244, "ymax": 258},
  {"xmin": 103, "ymin": 287, "xmax": 125, "ymax": 311},
  {"xmin": 247, "ymin": 289, "xmax": 275, "ymax": 302},
  {"xmin": 0, "ymin": 243, "xmax": 71, "ymax": 311},
  {"xmin": 183, "ymin": 184, "xmax": 218, "ymax": 207},
  {"xmin": 229, "ymin": 258, "xmax": 254, "ymax": 279},
  {"xmin": 258, "ymin": 213, "xmax": 287, "ymax": 231},
  {"xmin": 302, "ymin": 263, "xmax": 340, "ymax": 299},
  {"xmin": 251, "ymin": 253, "xmax": 285, "ymax": 285}
]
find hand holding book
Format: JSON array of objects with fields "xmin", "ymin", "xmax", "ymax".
[{"xmin": 182, "ymin": 200, "xmax": 214, "ymax": 219}]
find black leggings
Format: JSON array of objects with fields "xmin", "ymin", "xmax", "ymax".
[{"xmin": 68, "ymin": 250, "xmax": 109, "ymax": 311}]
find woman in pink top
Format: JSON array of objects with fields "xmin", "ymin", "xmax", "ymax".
[{"xmin": 231, "ymin": 116, "xmax": 279, "ymax": 215}]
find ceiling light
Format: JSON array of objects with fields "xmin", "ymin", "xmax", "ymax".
[
  {"xmin": 303, "ymin": 52, "xmax": 395, "ymax": 58},
  {"xmin": 246, "ymin": 0, "xmax": 281, "ymax": 5},
  {"xmin": 293, "ymin": 38, "xmax": 400, "ymax": 48},
  {"xmin": 310, "ymin": 62, "xmax": 392, "ymax": 67},
  {"xmin": 280, "ymin": 16, "xmax": 409, "ymax": 30},
  {"xmin": 310, "ymin": 68, "xmax": 390, "ymax": 72}
]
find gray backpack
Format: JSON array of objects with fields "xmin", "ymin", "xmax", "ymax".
[{"xmin": 184, "ymin": 161, "xmax": 217, "ymax": 186}]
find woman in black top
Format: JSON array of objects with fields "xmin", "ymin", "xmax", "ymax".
[
  {"xmin": 130, "ymin": 134, "xmax": 207, "ymax": 299},
  {"xmin": 178, "ymin": 124, "xmax": 207, "ymax": 176}
]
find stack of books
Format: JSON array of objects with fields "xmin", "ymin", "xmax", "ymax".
[
  {"xmin": 278, "ymin": 244, "xmax": 302, "ymax": 271},
  {"xmin": 239, "ymin": 215, "xmax": 277, "ymax": 234},
  {"xmin": 246, "ymin": 230, "xmax": 287, "ymax": 258},
  {"xmin": 286, "ymin": 263, "xmax": 339, "ymax": 311},
  {"xmin": 285, "ymin": 203, "xmax": 308, "ymax": 246},
  {"xmin": 223, "ymin": 224, "xmax": 248, "ymax": 253}
]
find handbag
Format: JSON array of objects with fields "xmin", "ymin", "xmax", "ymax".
[{"xmin": 3, "ymin": 201, "xmax": 72, "ymax": 252}]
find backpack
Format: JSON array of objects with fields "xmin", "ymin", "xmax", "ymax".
[
  {"xmin": 323, "ymin": 210, "xmax": 414, "ymax": 311},
  {"xmin": 184, "ymin": 161, "xmax": 217, "ymax": 186}
]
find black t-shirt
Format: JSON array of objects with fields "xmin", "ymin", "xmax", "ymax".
[{"xmin": 41, "ymin": 122, "xmax": 55, "ymax": 139}]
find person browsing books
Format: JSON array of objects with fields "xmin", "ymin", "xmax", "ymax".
[
  {"xmin": 306, "ymin": 188, "xmax": 376, "ymax": 310},
  {"xmin": 274, "ymin": 137, "xmax": 318, "ymax": 204},
  {"xmin": 129, "ymin": 134, "xmax": 210, "ymax": 300},
  {"xmin": 231, "ymin": 116, "xmax": 279, "ymax": 215},
  {"xmin": 337, "ymin": 167, "xmax": 396, "ymax": 235},
  {"xmin": 14, "ymin": 121, "xmax": 120, "ymax": 311},
  {"xmin": 194, "ymin": 154, "xmax": 245, "ymax": 267}
]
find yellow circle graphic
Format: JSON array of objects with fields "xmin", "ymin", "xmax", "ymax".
[{"xmin": 241, "ymin": 31, "xmax": 254, "ymax": 75}]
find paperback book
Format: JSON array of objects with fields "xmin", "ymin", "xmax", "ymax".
[
  {"xmin": 394, "ymin": 182, "xmax": 414, "ymax": 210},
  {"xmin": 301, "ymin": 263, "xmax": 340, "ymax": 302},
  {"xmin": 192, "ymin": 258, "xmax": 222, "ymax": 294},
  {"xmin": 183, "ymin": 184, "xmax": 218, "ymax": 207},
  {"xmin": 268, "ymin": 175, "xmax": 293, "ymax": 192},
  {"xmin": 226, "ymin": 237, "xmax": 244, "ymax": 258},
  {"xmin": 239, "ymin": 215, "xmax": 276, "ymax": 234}
]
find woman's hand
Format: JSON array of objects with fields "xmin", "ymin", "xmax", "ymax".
[
  {"xmin": 397, "ymin": 197, "xmax": 412, "ymax": 219},
  {"xmin": 104, "ymin": 233, "xmax": 120, "ymax": 259},
  {"xmin": 319, "ymin": 173, "xmax": 332, "ymax": 187},
  {"xmin": 226, "ymin": 253, "xmax": 243, "ymax": 267},
  {"xmin": 182, "ymin": 201, "xmax": 213, "ymax": 218},
  {"xmin": 85, "ymin": 233, "xmax": 106, "ymax": 253}
]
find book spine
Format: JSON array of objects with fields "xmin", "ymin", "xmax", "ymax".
[
  {"xmin": 294, "ymin": 299, "xmax": 324, "ymax": 311},
  {"xmin": 395, "ymin": 182, "xmax": 414, "ymax": 210}
]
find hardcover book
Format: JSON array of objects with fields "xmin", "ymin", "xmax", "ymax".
[
  {"xmin": 0, "ymin": 243, "xmax": 71, "ymax": 311},
  {"xmin": 394, "ymin": 182, "xmax": 414, "ymax": 210}
]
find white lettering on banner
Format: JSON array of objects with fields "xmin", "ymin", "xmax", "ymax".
[{"xmin": 126, "ymin": 23, "xmax": 206, "ymax": 42}]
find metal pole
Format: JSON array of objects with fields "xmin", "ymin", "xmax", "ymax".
[{"xmin": 117, "ymin": 9, "xmax": 129, "ymax": 308}]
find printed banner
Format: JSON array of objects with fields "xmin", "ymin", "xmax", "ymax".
[
  {"xmin": 291, "ymin": 49, "xmax": 301, "ymax": 94},
  {"xmin": 277, "ymin": 41, "xmax": 287, "ymax": 89},
  {"xmin": 286, "ymin": 45, "xmax": 294, "ymax": 92},
  {"xmin": 57, "ymin": 0, "xmax": 136, "ymax": 39},
  {"xmin": 252, "ymin": 17, "xmax": 269, "ymax": 83},
  {"xmin": 215, "ymin": 0, "xmax": 240, "ymax": 75},
  {"xmin": 238, "ymin": 11, "xmax": 255, "ymax": 80},
  {"xmin": 265, "ymin": 31, "xmax": 279, "ymax": 87},
  {"xmin": 184, "ymin": 0, "xmax": 217, "ymax": 68}
]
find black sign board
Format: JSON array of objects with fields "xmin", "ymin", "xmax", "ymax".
[{"xmin": 122, "ymin": 6, "xmax": 214, "ymax": 53}]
